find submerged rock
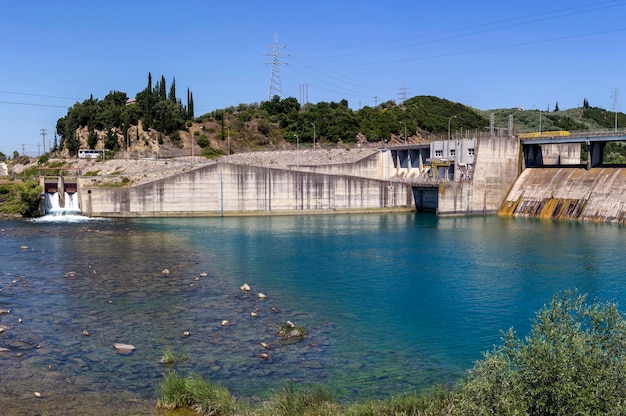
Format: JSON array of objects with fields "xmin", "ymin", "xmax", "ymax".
[{"xmin": 113, "ymin": 343, "xmax": 136, "ymax": 354}]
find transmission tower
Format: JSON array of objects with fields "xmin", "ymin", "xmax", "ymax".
[
  {"xmin": 398, "ymin": 82, "xmax": 410, "ymax": 104},
  {"xmin": 299, "ymin": 83, "xmax": 309, "ymax": 108},
  {"xmin": 40, "ymin": 128, "xmax": 47, "ymax": 154},
  {"xmin": 611, "ymin": 87, "xmax": 620, "ymax": 132},
  {"xmin": 264, "ymin": 33, "xmax": 289, "ymax": 100}
]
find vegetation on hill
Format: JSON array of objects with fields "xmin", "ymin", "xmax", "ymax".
[
  {"xmin": 55, "ymin": 73, "xmax": 194, "ymax": 157},
  {"xmin": 15, "ymin": 71, "xmax": 625, "ymax": 160}
]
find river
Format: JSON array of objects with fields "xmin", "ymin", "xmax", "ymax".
[{"xmin": 0, "ymin": 213, "xmax": 624, "ymax": 414}]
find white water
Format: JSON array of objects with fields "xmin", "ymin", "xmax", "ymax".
[
  {"xmin": 45, "ymin": 192, "xmax": 81, "ymax": 215},
  {"xmin": 35, "ymin": 192, "xmax": 107, "ymax": 223}
]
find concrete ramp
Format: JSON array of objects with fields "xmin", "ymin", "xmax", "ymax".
[{"xmin": 499, "ymin": 167, "xmax": 626, "ymax": 223}]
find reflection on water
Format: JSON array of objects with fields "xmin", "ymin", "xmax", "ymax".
[{"xmin": 1, "ymin": 214, "xmax": 626, "ymax": 414}]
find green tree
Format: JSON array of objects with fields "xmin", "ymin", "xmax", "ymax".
[
  {"xmin": 87, "ymin": 127, "xmax": 98, "ymax": 149},
  {"xmin": 0, "ymin": 151, "xmax": 6, "ymax": 162},
  {"xmin": 456, "ymin": 290, "xmax": 626, "ymax": 415},
  {"xmin": 169, "ymin": 77, "xmax": 176, "ymax": 103},
  {"xmin": 187, "ymin": 88, "xmax": 194, "ymax": 120}
]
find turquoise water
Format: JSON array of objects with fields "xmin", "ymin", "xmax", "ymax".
[{"xmin": 1, "ymin": 213, "xmax": 625, "ymax": 413}]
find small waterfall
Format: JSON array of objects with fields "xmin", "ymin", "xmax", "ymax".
[{"xmin": 45, "ymin": 192, "xmax": 81, "ymax": 216}]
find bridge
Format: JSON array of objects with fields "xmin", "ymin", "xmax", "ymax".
[{"xmin": 520, "ymin": 130, "xmax": 626, "ymax": 169}]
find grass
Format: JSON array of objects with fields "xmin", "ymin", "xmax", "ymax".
[
  {"xmin": 161, "ymin": 348, "xmax": 188, "ymax": 365},
  {"xmin": 156, "ymin": 371, "xmax": 455, "ymax": 416},
  {"xmin": 156, "ymin": 372, "xmax": 240, "ymax": 415}
]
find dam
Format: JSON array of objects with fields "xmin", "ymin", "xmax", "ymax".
[{"xmin": 37, "ymin": 130, "xmax": 626, "ymax": 223}]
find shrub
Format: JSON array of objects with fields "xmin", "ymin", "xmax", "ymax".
[
  {"xmin": 455, "ymin": 290, "xmax": 626, "ymax": 415},
  {"xmin": 196, "ymin": 134, "xmax": 210, "ymax": 148}
]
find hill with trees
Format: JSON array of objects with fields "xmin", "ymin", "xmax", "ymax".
[{"xmin": 45, "ymin": 72, "xmax": 626, "ymax": 161}]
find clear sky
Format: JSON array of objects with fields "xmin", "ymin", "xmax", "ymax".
[{"xmin": 1, "ymin": 0, "xmax": 625, "ymax": 156}]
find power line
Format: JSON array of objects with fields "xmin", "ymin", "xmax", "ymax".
[
  {"xmin": 0, "ymin": 100, "xmax": 69, "ymax": 108},
  {"xmin": 0, "ymin": 90, "xmax": 79, "ymax": 100}
]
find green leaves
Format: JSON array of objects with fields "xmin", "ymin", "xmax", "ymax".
[{"xmin": 457, "ymin": 290, "xmax": 626, "ymax": 415}]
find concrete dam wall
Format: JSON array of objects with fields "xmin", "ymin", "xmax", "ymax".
[
  {"xmin": 499, "ymin": 167, "xmax": 626, "ymax": 223},
  {"xmin": 80, "ymin": 162, "xmax": 414, "ymax": 217},
  {"xmin": 433, "ymin": 136, "xmax": 521, "ymax": 216}
]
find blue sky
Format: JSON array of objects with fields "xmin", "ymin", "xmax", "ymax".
[{"xmin": 1, "ymin": 0, "xmax": 625, "ymax": 156}]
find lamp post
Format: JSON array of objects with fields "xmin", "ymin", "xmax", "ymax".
[
  {"xmin": 294, "ymin": 134, "xmax": 299, "ymax": 150},
  {"xmin": 448, "ymin": 115, "xmax": 457, "ymax": 140},
  {"xmin": 311, "ymin": 123, "xmax": 316, "ymax": 149},
  {"xmin": 399, "ymin": 121, "xmax": 407, "ymax": 144},
  {"xmin": 226, "ymin": 127, "xmax": 230, "ymax": 155},
  {"xmin": 532, "ymin": 105, "xmax": 542, "ymax": 135}
]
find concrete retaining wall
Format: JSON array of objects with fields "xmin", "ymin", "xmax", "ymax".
[
  {"xmin": 290, "ymin": 151, "xmax": 389, "ymax": 180},
  {"xmin": 80, "ymin": 162, "xmax": 414, "ymax": 217}
]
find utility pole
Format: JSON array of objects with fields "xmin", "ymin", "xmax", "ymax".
[
  {"xmin": 264, "ymin": 33, "xmax": 289, "ymax": 100},
  {"xmin": 21, "ymin": 144, "xmax": 25, "ymax": 156},
  {"xmin": 40, "ymin": 128, "xmax": 47, "ymax": 154}
]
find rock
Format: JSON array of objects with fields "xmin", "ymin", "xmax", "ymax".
[
  {"xmin": 0, "ymin": 347, "xmax": 9, "ymax": 353},
  {"xmin": 34, "ymin": 392, "xmax": 42, "ymax": 398},
  {"xmin": 183, "ymin": 331, "xmax": 190, "ymax": 337},
  {"xmin": 0, "ymin": 309, "xmax": 10, "ymax": 315},
  {"xmin": 82, "ymin": 330, "xmax": 89, "ymax": 336},
  {"xmin": 221, "ymin": 320, "xmax": 229, "ymax": 327},
  {"xmin": 260, "ymin": 342, "xmax": 271, "ymax": 349},
  {"xmin": 20, "ymin": 246, "xmax": 28, "ymax": 250},
  {"xmin": 240, "ymin": 283, "xmax": 251, "ymax": 291},
  {"xmin": 286, "ymin": 320, "xmax": 295, "ymax": 328},
  {"xmin": 161, "ymin": 269, "xmax": 170, "ymax": 275},
  {"xmin": 258, "ymin": 293, "xmax": 266, "ymax": 299},
  {"xmin": 200, "ymin": 272, "xmax": 208, "ymax": 277},
  {"xmin": 113, "ymin": 343, "xmax": 136, "ymax": 353},
  {"xmin": 250, "ymin": 311, "xmax": 258, "ymax": 317}
]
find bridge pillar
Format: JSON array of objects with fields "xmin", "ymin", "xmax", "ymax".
[
  {"xmin": 587, "ymin": 141, "xmax": 605, "ymax": 170},
  {"xmin": 523, "ymin": 144, "xmax": 544, "ymax": 167}
]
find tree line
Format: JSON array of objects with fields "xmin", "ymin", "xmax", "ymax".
[{"xmin": 55, "ymin": 73, "xmax": 194, "ymax": 156}]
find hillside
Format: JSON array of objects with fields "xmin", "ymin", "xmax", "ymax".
[{"xmin": 45, "ymin": 78, "xmax": 626, "ymax": 160}]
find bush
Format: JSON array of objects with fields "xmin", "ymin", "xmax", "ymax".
[{"xmin": 455, "ymin": 290, "xmax": 626, "ymax": 415}]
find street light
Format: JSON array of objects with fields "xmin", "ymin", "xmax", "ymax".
[
  {"xmin": 448, "ymin": 115, "xmax": 457, "ymax": 140},
  {"xmin": 311, "ymin": 123, "xmax": 316, "ymax": 149},
  {"xmin": 226, "ymin": 127, "xmax": 230, "ymax": 155},
  {"xmin": 399, "ymin": 121, "xmax": 407, "ymax": 144},
  {"xmin": 532, "ymin": 105, "xmax": 542, "ymax": 135}
]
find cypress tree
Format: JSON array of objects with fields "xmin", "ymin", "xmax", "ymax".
[
  {"xmin": 169, "ymin": 77, "xmax": 176, "ymax": 103},
  {"xmin": 159, "ymin": 75, "xmax": 167, "ymax": 101},
  {"xmin": 188, "ymin": 90, "xmax": 194, "ymax": 120}
]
